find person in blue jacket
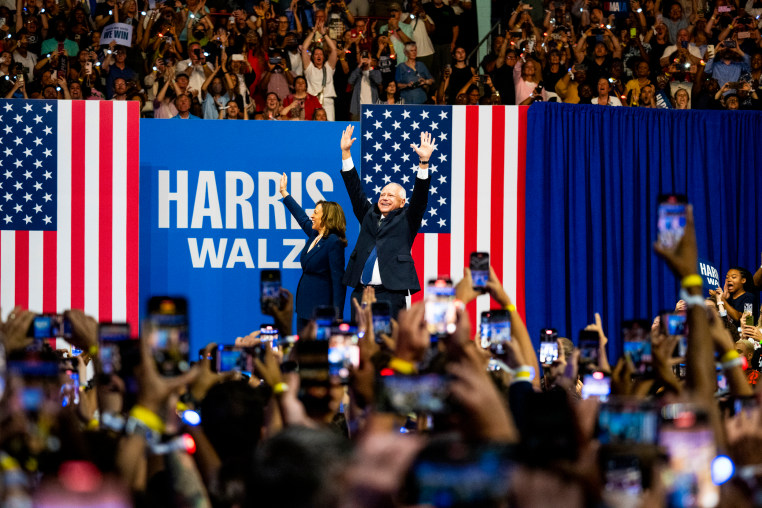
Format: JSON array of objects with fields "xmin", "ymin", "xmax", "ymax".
[{"xmin": 279, "ymin": 173, "xmax": 347, "ymax": 333}]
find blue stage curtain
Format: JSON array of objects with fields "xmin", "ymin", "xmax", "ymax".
[{"xmin": 524, "ymin": 102, "xmax": 762, "ymax": 360}]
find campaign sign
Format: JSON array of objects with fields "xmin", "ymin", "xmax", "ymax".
[
  {"xmin": 698, "ymin": 258, "xmax": 720, "ymax": 295},
  {"xmin": 101, "ymin": 23, "xmax": 134, "ymax": 47},
  {"xmin": 140, "ymin": 120, "xmax": 360, "ymax": 354}
]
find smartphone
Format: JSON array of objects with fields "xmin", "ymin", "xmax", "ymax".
[
  {"xmin": 98, "ymin": 322, "xmax": 132, "ymax": 375},
  {"xmin": 260, "ymin": 323, "xmax": 279, "ymax": 346},
  {"xmin": 539, "ymin": 328, "xmax": 558, "ymax": 364},
  {"xmin": 581, "ymin": 372, "xmax": 611, "ymax": 401},
  {"xmin": 659, "ymin": 403, "xmax": 719, "ymax": 508},
  {"xmin": 260, "ymin": 269, "xmax": 281, "ymax": 313},
  {"xmin": 405, "ymin": 445, "xmax": 515, "ymax": 506},
  {"xmin": 145, "ymin": 296, "xmax": 190, "ymax": 376},
  {"xmin": 657, "ymin": 194, "xmax": 687, "ymax": 250},
  {"xmin": 376, "ymin": 373, "xmax": 451, "ymax": 414},
  {"xmin": 269, "ymin": 56, "xmax": 282, "ymax": 64},
  {"xmin": 597, "ymin": 399, "xmax": 659, "ymax": 445},
  {"xmin": 724, "ymin": 38, "xmax": 736, "ymax": 48},
  {"xmin": 622, "ymin": 320, "xmax": 652, "ymax": 376},
  {"xmin": 718, "ymin": 5, "xmax": 731, "ymax": 12},
  {"xmin": 297, "ymin": 340, "xmax": 330, "ymax": 387},
  {"xmin": 313, "ymin": 305, "xmax": 338, "ymax": 340},
  {"xmin": 29, "ymin": 314, "xmax": 72, "ymax": 341},
  {"xmin": 60, "ymin": 361, "xmax": 80, "ymax": 407},
  {"xmin": 371, "ymin": 301, "xmax": 392, "ymax": 340},
  {"xmin": 469, "ymin": 252, "xmax": 490, "ymax": 291},
  {"xmin": 214, "ymin": 345, "xmax": 255, "ymax": 375},
  {"xmin": 425, "ymin": 278, "xmax": 456, "ymax": 337},
  {"xmin": 578, "ymin": 329, "xmax": 600, "ymax": 365},
  {"xmin": 85, "ymin": 61, "xmax": 93, "ymax": 74},
  {"xmin": 480, "ymin": 310, "xmax": 511, "ymax": 354},
  {"xmin": 328, "ymin": 329, "xmax": 359, "ymax": 384},
  {"xmin": 660, "ymin": 311, "xmax": 687, "ymax": 357},
  {"xmin": 602, "ymin": 454, "xmax": 644, "ymax": 503}
]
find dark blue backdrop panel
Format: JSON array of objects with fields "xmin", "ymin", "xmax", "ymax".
[
  {"xmin": 139, "ymin": 120, "xmax": 360, "ymax": 354},
  {"xmin": 525, "ymin": 103, "xmax": 762, "ymax": 360}
]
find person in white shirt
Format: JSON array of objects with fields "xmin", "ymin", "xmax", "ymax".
[
  {"xmin": 591, "ymin": 78, "xmax": 623, "ymax": 106},
  {"xmin": 301, "ymin": 22, "xmax": 339, "ymax": 120}
]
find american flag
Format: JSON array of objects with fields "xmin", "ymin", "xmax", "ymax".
[
  {"xmin": 360, "ymin": 104, "xmax": 529, "ymax": 325},
  {"xmin": 0, "ymin": 100, "xmax": 140, "ymax": 331}
]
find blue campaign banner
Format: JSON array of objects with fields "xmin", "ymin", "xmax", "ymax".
[{"xmin": 139, "ymin": 120, "xmax": 360, "ymax": 354}]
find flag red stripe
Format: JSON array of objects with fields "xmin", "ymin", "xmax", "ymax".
[
  {"xmin": 126, "ymin": 102, "xmax": 140, "ymax": 333},
  {"xmin": 490, "ymin": 106, "xmax": 506, "ymax": 309},
  {"xmin": 463, "ymin": 107, "xmax": 479, "ymax": 328},
  {"xmin": 15, "ymin": 231, "xmax": 28, "ymax": 308},
  {"xmin": 516, "ymin": 106, "xmax": 528, "ymax": 319},
  {"xmin": 43, "ymin": 231, "xmax": 56, "ymax": 313},
  {"xmin": 70, "ymin": 102, "xmax": 86, "ymax": 310},
  {"xmin": 411, "ymin": 234, "xmax": 425, "ymax": 304},
  {"xmin": 438, "ymin": 233, "xmax": 450, "ymax": 279},
  {"xmin": 99, "ymin": 102, "xmax": 113, "ymax": 322}
]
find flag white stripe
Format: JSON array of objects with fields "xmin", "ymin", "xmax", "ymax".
[
  {"xmin": 449, "ymin": 107, "xmax": 467, "ymax": 283},
  {"xmin": 503, "ymin": 108, "xmax": 520, "ymax": 300},
  {"xmin": 56, "ymin": 101, "xmax": 72, "ymax": 313},
  {"xmin": 475, "ymin": 107, "xmax": 493, "ymax": 319},
  {"xmin": 423, "ymin": 233, "xmax": 439, "ymax": 283},
  {"xmin": 83, "ymin": 102, "xmax": 100, "ymax": 319},
  {"xmin": 112, "ymin": 102, "xmax": 128, "ymax": 322},
  {"xmin": 1, "ymin": 231, "xmax": 15, "ymax": 320},
  {"xmin": 28, "ymin": 231, "xmax": 44, "ymax": 313}
]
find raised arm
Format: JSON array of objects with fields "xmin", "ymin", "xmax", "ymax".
[
  {"xmin": 279, "ymin": 172, "xmax": 313, "ymax": 236},
  {"xmin": 406, "ymin": 131, "xmax": 434, "ymax": 234},
  {"xmin": 339, "ymin": 125, "xmax": 372, "ymax": 222},
  {"xmin": 302, "ymin": 26, "xmax": 317, "ymax": 69}
]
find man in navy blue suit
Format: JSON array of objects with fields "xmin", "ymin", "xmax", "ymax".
[{"xmin": 339, "ymin": 125, "xmax": 435, "ymax": 319}]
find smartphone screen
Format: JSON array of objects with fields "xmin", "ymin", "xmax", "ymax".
[
  {"xmin": 260, "ymin": 323, "xmax": 279, "ymax": 347},
  {"xmin": 469, "ymin": 252, "xmax": 490, "ymax": 291},
  {"xmin": 597, "ymin": 400, "xmax": 659, "ymax": 445},
  {"xmin": 376, "ymin": 373, "xmax": 451, "ymax": 414},
  {"xmin": 260, "ymin": 269, "xmax": 281, "ymax": 313},
  {"xmin": 479, "ymin": 311, "xmax": 492, "ymax": 349},
  {"xmin": 215, "ymin": 345, "xmax": 254, "ymax": 375},
  {"xmin": 98, "ymin": 322, "xmax": 131, "ymax": 375},
  {"xmin": 425, "ymin": 278, "xmax": 455, "ymax": 337},
  {"xmin": 659, "ymin": 404, "xmax": 719, "ymax": 508},
  {"xmin": 30, "ymin": 314, "xmax": 72, "ymax": 340},
  {"xmin": 145, "ymin": 296, "xmax": 190, "ymax": 376},
  {"xmin": 485, "ymin": 310, "xmax": 511, "ymax": 354},
  {"xmin": 328, "ymin": 325, "xmax": 359, "ymax": 384},
  {"xmin": 371, "ymin": 301, "xmax": 392, "ymax": 339},
  {"xmin": 660, "ymin": 311, "xmax": 687, "ymax": 357},
  {"xmin": 657, "ymin": 194, "xmax": 687, "ymax": 250},
  {"xmin": 313, "ymin": 305, "xmax": 337, "ymax": 340},
  {"xmin": 622, "ymin": 320, "xmax": 652, "ymax": 376},
  {"xmin": 539, "ymin": 328, "xmax": 558, "ymax": 364},
  {"xmin": 581, "ymin": 372, "xmax": 611, "ymax": 401},
  {"xmin": 603, "ymin": 455, "xmax": 644, "ymax": 503},
  {"xmin": 296, "ymin": 341, "xmax": 330, "ymax": 387},
  {"xmin": 578, "ymin": 330, "xmax": 600, "ymax": 365}
]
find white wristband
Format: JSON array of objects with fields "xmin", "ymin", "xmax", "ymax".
[{"xmin": 679, "ymin": 289, "xmax": 706, "ymax": 308}]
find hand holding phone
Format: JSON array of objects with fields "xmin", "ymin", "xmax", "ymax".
[
  {"xmin": 539, "ymin": 328, "xmax": 558, "ymax": 364},
  {"xmin": 656, "ymin": 194, "xmax": 687, "ymax": 250}
]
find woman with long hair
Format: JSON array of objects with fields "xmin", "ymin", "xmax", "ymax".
[{"xmin": 279, "ymin": 173, "xmax": 347, "ymax": 332}]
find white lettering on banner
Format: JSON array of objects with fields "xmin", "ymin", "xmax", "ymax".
[
  {"xmin": 699, "ymin": 262, "xmax": 720, "ymax": 288},
  {"xmin": 188, "ymin": 238, "xmax": 227, "ymax": 268},
  {"xmin": 191, "ymin": 171, "xmax": 224, "ymax": 228},
  {"xmin": 186, "ymin": 238, "xmax": 307, "ymax": 268},
  {"xmin": 258, "ymin": 239, "xmax": 279, "ymax": 268},
  {"xmin": 258, "ymin": 172, "xmax": 287, "ymax": 229},
  {"xmin": 159, "ymin": 170, "xmax": 188, "ymax": 228},
  {"xmin": 227, "ymin": 239, "xmax": 255, "ymax": 268},
  {"xmin": 283, "ymin": 239, "xmax": 305, "ymax": 268},
  {"xmin": 226, "ymin": 172, "xmax": 255, "ymax": 229},
  {"xmin": 306, "ymin": 172, "xmax": 332, "ymax": 205},
  {"xmin": 290, "ymin": 172, "xmax": 303, "ymax": 229}
]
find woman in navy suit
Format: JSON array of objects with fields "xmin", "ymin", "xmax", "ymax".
[{"xmin": 280, "ymin": 173, "xmax": 347, "ymax": 333}]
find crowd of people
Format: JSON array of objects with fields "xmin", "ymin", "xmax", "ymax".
[
  {"xmin": 2, "ymin": 129, "xmax": 762, "ymax": 507},
  {"xmin": 2, "ymin": 0, "xmax": 761, "ymax": 117}
]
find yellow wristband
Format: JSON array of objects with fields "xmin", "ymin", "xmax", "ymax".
[
  {"xmin": 87, "ymin": 418, "xmax": 99, "ymax": 430},
  {"xmin": 88, "ymin": 345, "xmax": 98, "ymax": 356},
  {"xmin": 721, "ymin": 350, "xmax": 740, "ymax": 364},
  {"xmin": 504, "ymin": 303, "xmax": 516, "ymax": 312},
  {"xmin": 129, "ymin": 405, "xmax": 165, "ymax": 434},
  {"xmin": 388, "ymin": 357, "xmax": 417, "ymax": 375},
  {"xmin": 273, "ymin": 382, "xmax": 289, "ymax": 395},
  {"xmin": 681, "ymin": 274, "xmax": 703, "ymax": 289}
]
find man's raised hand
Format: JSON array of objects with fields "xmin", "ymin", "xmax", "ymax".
[
  {"xmin": 340, "ymin": 124, "xmax": 356, "ymax": 156},
  {"xmin": 411, "ymin": 131, "xmax": 435, "ymax": 159}
]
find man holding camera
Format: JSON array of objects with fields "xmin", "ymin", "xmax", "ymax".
[
  {"xmin": 339, "ymin": 126, "xmax": 434, "ymax": 320},
  {"xmin": 348, "ymin": 51, "xmax": 381, "ymax": 120},
  {"xmin": 175, "ymin": 41, "xmax": 213, "ymax": 94},
  {"xmin": 379, "ymin": 3, "xmax": 413, "ymax": 64}
]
